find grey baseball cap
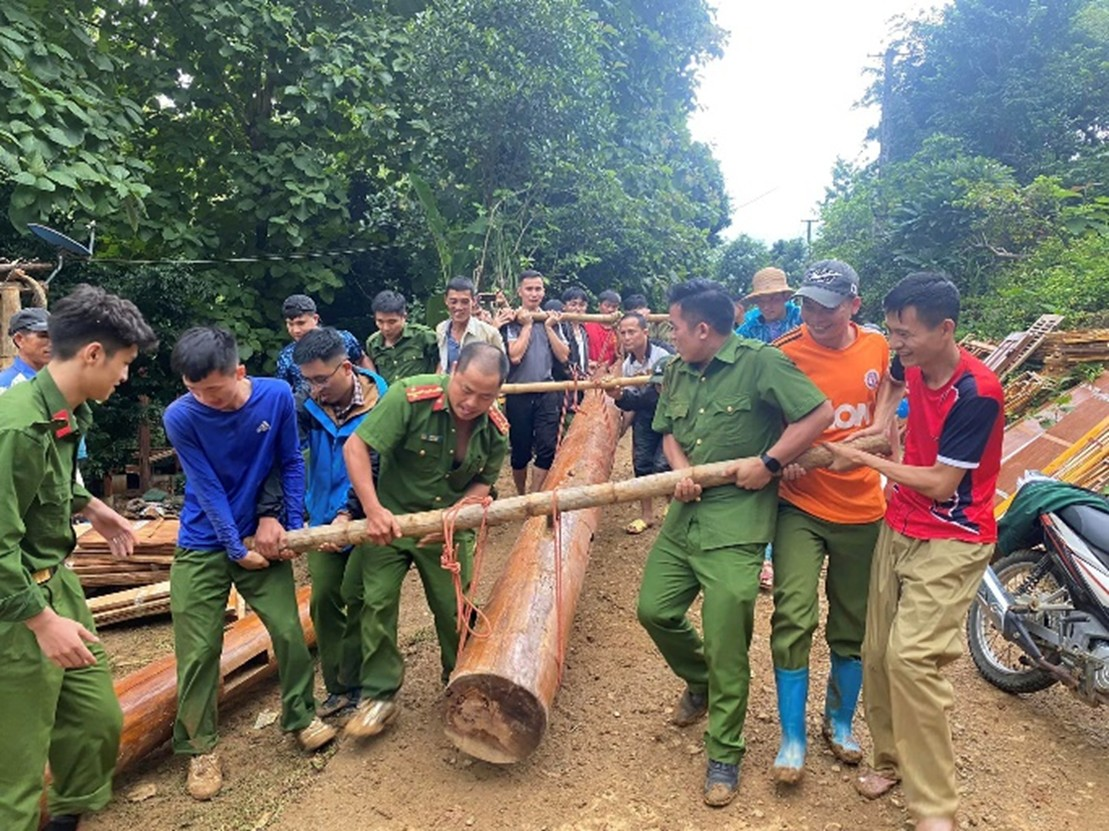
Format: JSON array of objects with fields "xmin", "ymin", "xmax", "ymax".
[
  {"xmin": 794, "ymin": 260, "xmax": 860, "ymax": 308},
  {"xmin": 282, "ymin": 294, "xmax": 317, "ymax": 318},
  {"xmin": 8, "ymin": 307, "xmax": 50, "ymax": 336}
]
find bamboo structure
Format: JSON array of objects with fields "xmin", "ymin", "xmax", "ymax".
[
  {"xmin": 500, "ymin": 375, "xmax": 651, "ymax": 395},
  {"xmin": 268, "ymin": 434, "xmax": 892, "ymax": 555},
  {"xmin": 442, "ymin": 393, "xmax": 621, "ymax": 764},
  {"xmin": 112, "ymin": 586, "xmax": 314, "ymax": 773}
]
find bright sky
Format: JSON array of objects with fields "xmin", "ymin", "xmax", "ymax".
[{"xmin": 690, "ymin": 1, "xmax": 948, "ymax": 244}]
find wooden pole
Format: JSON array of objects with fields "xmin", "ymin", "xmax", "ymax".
[
  {"xmin": 444, "ymin": 393, "xmax": 621, "ymax": 763},
  {"xmin": 0, "ymin": 261, "xmax": 55, "ymax": 274},
  {"xmin": 265, "ymin": 434, "xmax": 891, "ymax": 555},
  {"xmin": 500, "ymin": 375, "xmax": 651, "ymax": 395},
  {"xmin": 514, "ymin": 311, "xmax": 669, "ymax": 324},
  {"xmin": 0, "ymin": 282, "xmax": 20, "ymax": 369}
]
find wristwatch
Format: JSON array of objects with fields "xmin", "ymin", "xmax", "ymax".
[{"xmin": 760, "ymin": 453, "xmax": 782, "ymax": 474}]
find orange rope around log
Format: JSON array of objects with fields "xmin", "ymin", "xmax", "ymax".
[{"xmin": 441, "ymin": 494, "xmax": 494, "ymax": 655}]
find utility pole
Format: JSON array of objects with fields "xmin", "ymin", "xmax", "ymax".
[{"xmin": 801, "ymin": 218, "xmax": 819, "ymax": 250}]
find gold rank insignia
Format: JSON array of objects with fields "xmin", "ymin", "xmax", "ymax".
[
  {"xmin": 406, "ymin": 384, "xmax": 444, "ymax": 403},
  {"xmin": 488, "ymin": 404, "xmax": 509, "ymax": 435}
]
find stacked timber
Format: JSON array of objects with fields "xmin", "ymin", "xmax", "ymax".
[
  {"xmin": 1003, "ymin": 371, "xmax": 1057, "ymax": 420},
  {"xmin": 1035, "ymin": 330, "xmax": 1109, "ymax": 372},
  {"xmin": 69, "ymin": 518, "xmax": 178, "ymax": 587},
  {"xmin": 86, "ymin": 580, "xmax": 246, "ymax": 628}
]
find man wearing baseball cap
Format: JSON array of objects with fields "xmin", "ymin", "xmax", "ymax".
[
  {"xmin": 276, "ymin": 294, "xmax": 370, "ymax": 397},
  {"xmin": 766, "ymin": 259, "xmax": 896, "ymax": 787},
  {"xmin": 0, "ymin": 308, "xmax": 52, "ymax": 393}
]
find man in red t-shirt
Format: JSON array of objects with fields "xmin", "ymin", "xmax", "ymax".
[
  {"xmin": 824, "ymin": 272, "xmax": 1003, "ymax": 831},
  {"xmin": 582, "ymin": 289, "xmax": 621, "ymax": 371}
]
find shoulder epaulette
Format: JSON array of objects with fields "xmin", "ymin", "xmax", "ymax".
[
  {"xmin": 406, "ymin": 384, "xmax": 444, "ymax": 403},
  {"xmin": 487, "ymin": 404, "xmax": 510, "ymax": 435}
]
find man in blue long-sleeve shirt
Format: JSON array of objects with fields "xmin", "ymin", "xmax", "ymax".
[{"xmin": 163, "ymin": 326, "xmax": 335, "ymax": 802}]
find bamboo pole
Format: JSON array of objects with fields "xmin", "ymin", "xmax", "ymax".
[
  {"xmin": 266, "ymin": 435, "xmax": 891, "ymax": 555},
  {"xmin": 500, "ymin": 375, "xmax": 651, "ymax": 395},
  {"xmin": 510, "ymin": 311, "xmax": 669, "ymax": 324}
]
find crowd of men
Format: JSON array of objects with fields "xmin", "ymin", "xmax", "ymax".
[{"xmin": 0, "ymin": 261, "xmax": 1004, "ymax": 831}]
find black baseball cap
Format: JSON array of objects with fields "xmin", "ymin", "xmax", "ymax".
[
  {"xmin": 794, "ymin": 260, "xmax": 860, "ymax": 308},
  {"xmin": 8, "ymin": 307, "xmax": 50, "ymax": 336},
  {"xmin": 282, "ymin": 294, "xmax": 317, "ymax": 318}
]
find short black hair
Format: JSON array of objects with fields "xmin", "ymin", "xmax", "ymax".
[
  {"xmin": 170, "ymin": 326, "xmax": 240, "ymax": 382},
  {"xmin": 518, "ymin": 269, "xmax": 544, "ymax": 285},
  {"xmin": 293, "ymin": 327, "xmax": 347, "ymax": 366},
  {"xmin": 282, "ymin": 294, "xmax": 317, "ymax": 319},
  {"xmin": 667, "ymin": 279, "xmax": 734, "ymax": 336},
  {"xmin": 446, "ymin": 276, "xmax": 475, "ymax": 296},
  {"xmin": 372, "ymin": 290, "xmax": 407, "ymax": 316},
  {"xmin": 598, "ymin": 289, "xmax": 621, "ymax": 306},
  {"xmin": 883, "ymin": 272, "xmax": 961, "ymax": 328},
  {"xmin": 619, "ymin": 312, "xmax": 648, "ymax": 330},
  {"xmin": 455, "ymin": 342, "xmax": 510, "ymax": 384},
  {"xmin": 49, "ymin": 284, "xmax": 158, "ymax": 360},
  {"xmin": 624, "ymin": 293, "xmax": 649, "ymax": 311},
  {"xmin": 561, "ymin": 286, "xmax": 588, "ymax": 304},
  {"xmin": 542, "ymin": 298, "xmax": 564, "ymax": 312}
]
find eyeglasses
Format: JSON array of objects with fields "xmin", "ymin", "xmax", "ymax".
[{"xmin": 304, "ymin": 362, "xmax": 344, "ymax": 388}]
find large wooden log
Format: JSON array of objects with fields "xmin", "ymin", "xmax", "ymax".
[
  {"xmin": 267, "ymin": 433, "xmax": 891, "ymax": 554},
  {"xmin": 112, "ymin": 586, "xmax": 315, "ymax": 773},
  {"xmin": 443, "ymin": 393, "xmax": 621, "ymax": 764}
]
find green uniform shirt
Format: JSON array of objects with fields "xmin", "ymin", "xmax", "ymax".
[
  {"xmin": 652, "ymin": 334, "xmax": 826, "ymax": 549},
  {"xmin": 0, "ymin": 367, "xmax": 93, "ymax": 622},
  {"xmin": 366, "ymin": 323, "xmax": 439, "ymax": 386},
  {"xmin": 355, "ymin": 374, "xmax": 509, "ymax": 515}
]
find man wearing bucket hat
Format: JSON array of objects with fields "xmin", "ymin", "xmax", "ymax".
[
  {"xmin": 766, "ymin": 259, "xmax": 896, "ymax": 786},
  {"xmin": 737, "ymin": 267, "xmax": 802, "ymax": 344}
]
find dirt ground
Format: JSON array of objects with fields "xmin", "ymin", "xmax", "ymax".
[{"xmin": 86, "ymin": 439, "xmax": 1109, "ymax": 831}]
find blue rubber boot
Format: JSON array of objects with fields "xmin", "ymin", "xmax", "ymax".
[
  {"xmin": 771, "ymin": 666, "xmax": 809, "ymax": 784},
  {"xmin": 823, "ymin": 653, "xmax": 864, "ymax": 764}
]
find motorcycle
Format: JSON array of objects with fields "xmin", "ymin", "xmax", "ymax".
[{"xmin": 966, "ymin": 472, "xmax": 1109, "ymax": 706}]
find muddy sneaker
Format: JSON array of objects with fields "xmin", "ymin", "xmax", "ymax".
[
  {"xmin": 671, "ymin": 687, "xmax": 708, "ymax": 726},
  {"xmin": 318, "ymin": 691, "xmax": 355, "ymax": 718},
  {"xmin": 43, "ymin": 816, "xmax": 80, "ymax": 831},
  {"xmin": 703, "ymin": 759, "xmax": 739, "ymax": 807},
  {"xmin": 297, "ymin": 717, "xmax": 338, "ymax": 752},
  {"xmin": 343, "ymin": 698, "xmax": 399, "ymax": 739},
  {"xmin": 186, "ymin": 752, "xmax": 222, "ymax": 801}
]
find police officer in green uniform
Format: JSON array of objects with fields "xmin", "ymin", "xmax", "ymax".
[
  {"xmin": 365, "ymin": 290, "xmax": 439, "ymax": 385},
  {"xmin": 0, "ymin": 285, "xmax": 157, "ymax": 831},
  {"xmin": 637, "ymin": 279, "xmax": 832, "ymax": 808},
  {"xmin": 342, "ymin": 342, "xmax": 509, "ymax": 737}
]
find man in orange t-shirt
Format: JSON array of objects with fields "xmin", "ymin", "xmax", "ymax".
[{"xmin": 767, "ymin": 260, "xmax": 899, "ymax": 786}]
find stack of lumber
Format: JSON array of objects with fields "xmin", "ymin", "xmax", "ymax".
[
  {"xmin": 70, "ymin": 518, "xmax": 178, "ymax": 588},
  {"xmin": 983, "ymin": 314, "xmax": 1064, "ymax": 379},
  {"xmin": 87, "ymin": 581, "xmax": 246, "ymax": 628},
  {"xmin": 1035, "ymin": 330, "xmax": 1109, "ymax": 372},
  {"xmin": 1003, "ymin": 371, "xmax": 1057, "ymax": 420}
]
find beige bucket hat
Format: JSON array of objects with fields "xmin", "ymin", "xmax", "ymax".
[{"xmin": 744, "ymin": 267, "xmax": 795, "ymax": 301}]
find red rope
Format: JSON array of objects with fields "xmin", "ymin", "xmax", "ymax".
[{"xmin": 440, "ymin": 494, "xmax": 494, "ymax": 655}]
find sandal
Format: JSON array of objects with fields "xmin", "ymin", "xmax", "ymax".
[{"xmin": 625, "ymin": 518, "xmax": 651, "ymax": 535}]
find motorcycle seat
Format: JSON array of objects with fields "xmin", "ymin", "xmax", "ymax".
[{"xmin": 1058, "ymin": 503, "xmax": 1109, "ymax": 565}]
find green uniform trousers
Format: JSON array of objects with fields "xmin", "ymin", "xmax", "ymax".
[
  {"xmin": 170, "ymin": 549, "xmax": 316, "ymax": 755},
  {"xmin": 862, "ymin": 524, "xmax": 993, "ymax": 819},
  {"xmin": 0, "ymin": 567, "xmax": 122, "ymax": 830},
  {"xmin": 636, "ymin": 515, "xmax": 763, "ymax": 765},
  {"xmin": 358, "ymin": 534, "xmax": 473, "ymax": 699},
  {"xmin": 308, "ymin": 548, "xmax": 363, "ymax": 695},
  {"xmin": 770, "ymin": 503, "xmax": 880, "ymax": 669}
]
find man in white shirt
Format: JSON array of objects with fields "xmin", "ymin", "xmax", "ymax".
[{"xmin": 435, "ymin": 277, "xmax": 509, "ymax": 373}]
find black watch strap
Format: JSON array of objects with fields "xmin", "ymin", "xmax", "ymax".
[{"xmin": 760, "ymin": 453, "xmax": 782, "ymax": 474}]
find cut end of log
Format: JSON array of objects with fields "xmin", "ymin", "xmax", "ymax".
[{"xmin": 443, "ymin": 672, "xmax": 547, "ymax": 765}]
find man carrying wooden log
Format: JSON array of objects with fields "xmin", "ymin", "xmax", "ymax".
[
  {"xmin": 607, "ymin": 312, "xmax": 672, "ymax": 535},
  {"xmin": 502, "ymin": 270, "xmax": 570, "ymax": 494},
  {"xmin": 637, "ymin": 278, "xmax": 832, "ymax": 808},
  {"xmin": 163, "ymin": 327, "xmax": 337, "ymax": 802},
  {"xmin": 765, "ymin": 260, "xmax": 897, "ymax": 785},
  {"xmin": 824, "ymin": 273, "xmax": 1004, "ymax": 831},
  {"xmin": 292, "ymin": 328, "xmax": 388, "ymax": 719},
  {"xmin": 342, "ymin": 342, "xmax": 509, "ymax": 738},
  {"xmin": 365, "ymin": 290, "xmax": 439, "ymax": 385},
  {"xmin": 0, "ymin": 285, "xmax": 157, "ymax": 831}
]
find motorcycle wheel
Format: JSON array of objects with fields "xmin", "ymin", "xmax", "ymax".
[{"xmin": 966, "ymin": 549, "xmax": 1061, "ymax": 694}]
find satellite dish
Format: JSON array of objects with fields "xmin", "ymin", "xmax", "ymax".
[
  {"xmin": 27, "ymin": 223, "xmax": 94, "ymax": 258},
  {"xmin": 26, "ymin": 222, "xmax": 95, "ymax": 285}
]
